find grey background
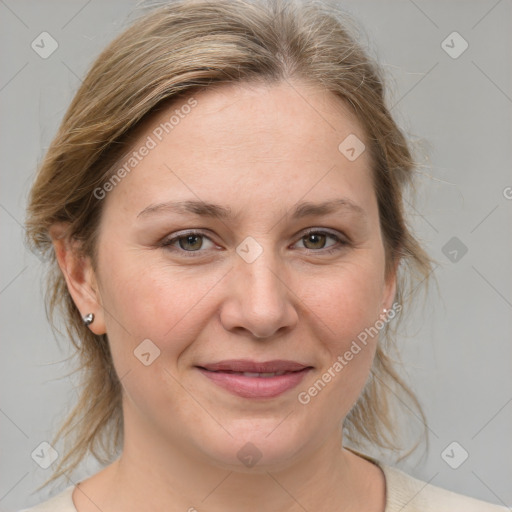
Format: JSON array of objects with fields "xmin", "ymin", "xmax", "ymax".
[{"xmin": 1, "ymin": 0, "xmax": 511, "ymax": 510}]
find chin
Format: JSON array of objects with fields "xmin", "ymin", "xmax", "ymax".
[{"xmin": 194, "ymin": 420, "xmax": 313, "ymax": 473}]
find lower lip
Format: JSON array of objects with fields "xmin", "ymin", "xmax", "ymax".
[{"xmin": 197, "ymin": 368, "xmax": 311, "ymax": 398}]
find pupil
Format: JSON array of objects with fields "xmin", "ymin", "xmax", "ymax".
[
  {"xmin": 181, "ymin": 235, "xmax": 202, "ymax": 251},
  {"xmin": 306, "ymin": 233, "xmax": 325, "ymax": 249}
]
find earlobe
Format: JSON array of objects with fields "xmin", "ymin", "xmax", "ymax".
[{"xmin": 49, "ymin": 223, "xmax": 106, "ymax": 335}]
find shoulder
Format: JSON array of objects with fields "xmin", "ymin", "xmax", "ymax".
[
  {"xmin": 18, "ymin": 485, "xmax": 76, "ymax": 512},
  {"xmin": 381, "ymin": 465, "xmax": 508, "ymax": 512}
]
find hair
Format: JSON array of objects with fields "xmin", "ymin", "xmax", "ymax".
[{"xmin": 25, "ymin": 0, "xmax": 435, "ymax": 490}]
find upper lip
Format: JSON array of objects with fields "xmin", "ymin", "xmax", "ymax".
[{"xmin": 197, "ymin": 360, "xmax": 311, "ymax": 373}]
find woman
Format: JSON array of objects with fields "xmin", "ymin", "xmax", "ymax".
[{"xmin": 22, "ymin": 0, "xmax": 506, "ymax": 510}]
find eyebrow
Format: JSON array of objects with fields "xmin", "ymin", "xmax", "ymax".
[{"xmin": 137, "ymin": 198, "xmax": 367, "ymax": 221}]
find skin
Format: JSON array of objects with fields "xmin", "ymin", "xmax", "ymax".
[{"xmin": 51, "ymin": 80, "xmax": 397, "ymax": 512}]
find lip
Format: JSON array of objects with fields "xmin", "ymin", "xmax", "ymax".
[
  {"xmin": 196, "ymin": 360, "xmax": 313, "ymax": 399},
  {"xmin": 198, "ymin": 359, "xmax": 310, "ymax": 373}
]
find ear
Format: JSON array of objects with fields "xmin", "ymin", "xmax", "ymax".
[
  {"xmin": 382, "ymin": 256, "xmax": 399, "ymax": 312},
  {"xmin": 49, "ymin": 222, "xmax": 106, "ymax": 335}
]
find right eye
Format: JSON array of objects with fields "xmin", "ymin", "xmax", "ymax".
[{"xmin": 161, "ymin": 230, "xmax": 217, "ymax": 257}]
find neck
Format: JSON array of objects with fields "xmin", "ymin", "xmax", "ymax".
[{"xmin": 76, "ymin": 405, "xmax": 385, "ymax": 512}]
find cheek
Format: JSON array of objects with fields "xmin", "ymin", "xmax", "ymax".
[
  {"xmin": 97, "ymin": 252, "xmax": 224, "ymax": 361},
  {"xmin": 96, "ymin": 259, "xmax": 221, "ymax": 418},
  {"xmin": 304, "ymin": 256, "xmax": 386, "ymax": 349},
  {"xmin": 295, "ymin": 261, "xmax": 385, "ymax": 415}
]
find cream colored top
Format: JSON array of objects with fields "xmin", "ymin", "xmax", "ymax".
[{"xmin": 20, "ymin": 462, "xmax": 508, "ymax": 511}]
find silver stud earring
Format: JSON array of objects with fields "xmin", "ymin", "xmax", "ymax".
[{"xmin": 83, "ymin": 313, "xmax": 94, "ymax": 326}]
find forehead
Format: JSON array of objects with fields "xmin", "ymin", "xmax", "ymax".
[
  {"xmin": 170, "ymin": 80, "xmax": 365, "ymax": 151},
  {"xmin": 101, "ymin": 80, "xmax": 376, "ymax": 221}
]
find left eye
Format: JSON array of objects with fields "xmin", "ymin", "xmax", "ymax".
[{"xmin": 295, "ymin": 231, "xmax": 341, "ymax": 251}]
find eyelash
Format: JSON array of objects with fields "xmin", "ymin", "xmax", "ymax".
[{"xmin": 160, "ymin": 228, "xmax": 349, "ymax": 258}]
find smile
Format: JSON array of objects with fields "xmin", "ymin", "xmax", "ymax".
[{"xmin": 196, "ymin": 364, "xmax": 312, "ymax": 399}]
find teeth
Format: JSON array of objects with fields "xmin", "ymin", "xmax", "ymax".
[{"xmin": 241, "ymin": 371, "xmax": 286, "ymax": 377}]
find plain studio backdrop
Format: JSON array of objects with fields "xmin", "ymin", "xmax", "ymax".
[{"xmin": 1, "ymin": 1, "xmax": 511, "ymax": 510}]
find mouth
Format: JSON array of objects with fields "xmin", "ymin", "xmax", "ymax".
[{"xmin": 195, "ymin": 360, "xmax": 313, "ymax": 399}]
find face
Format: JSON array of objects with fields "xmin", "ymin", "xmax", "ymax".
[{"xmin": 68, "ymin": 80, "xmax": 396, "ymax": 471}]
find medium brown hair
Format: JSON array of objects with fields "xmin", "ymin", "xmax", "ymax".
[{"xmin": 25, "ymin": 0, "xmax": 434, "ymax": 489}]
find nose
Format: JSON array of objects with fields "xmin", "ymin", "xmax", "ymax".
[{"xmin": 219, "ymin": 248, "xmax": 299, "ymax": 339}]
